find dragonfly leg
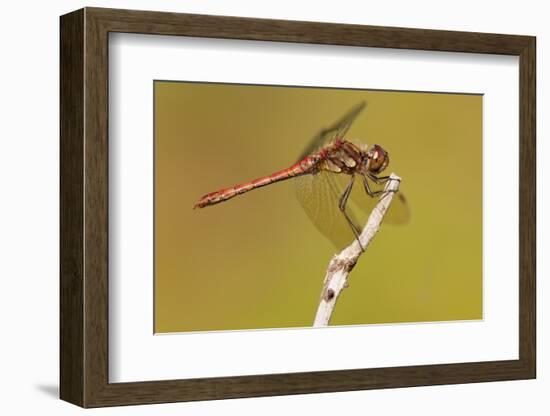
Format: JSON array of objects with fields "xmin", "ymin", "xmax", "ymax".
[
  {"xmin": 339, "ymin": 175, "xmax": 365, "ymax": 251},
  {"xmin": 362, "ymin": 174, "xmax": 385, "ymax": 198},
  {"xmin": 363, "ymin": 174, "xmax": 399, "ymax": 197},
  {"xmin": 367, "ymin": 173, "xmax": 401, "ymax": 185}
]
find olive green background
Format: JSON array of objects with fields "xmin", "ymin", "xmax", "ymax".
[{"xmin": 154, "ymin": 81, "xmax": 482, "ymax": 333}]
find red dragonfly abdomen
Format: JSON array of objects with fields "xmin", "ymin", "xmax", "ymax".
[{"xmin": 194, "ymin": 156, "xmax": 318, "ymax": 209}]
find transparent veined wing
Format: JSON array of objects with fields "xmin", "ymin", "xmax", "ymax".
[
  {"xmin": 297, "ymin": 101, "xmax": 367, "ymax": 160},
  {"xmin": 294, "ymin": 103, "xmax": 409, "ymax": 249},
  {"xmin": 295, "ymin": 169, "xmax": 409, "ymax": 249},
  {"xmin": 294, "ymin": 168, "xmax": 363, "ymax": 250}
]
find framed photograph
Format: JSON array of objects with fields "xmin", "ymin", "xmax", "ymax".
[{"xmin": 60, "ymin": 7, "xmax": 536, "ymax": 408}]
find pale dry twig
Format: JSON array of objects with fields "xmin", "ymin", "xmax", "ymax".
[{"xmin": 313, "ymin": 172, "xmax": 402, "ymax": 327}]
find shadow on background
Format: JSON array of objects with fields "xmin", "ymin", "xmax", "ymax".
[{"xmin": 35, "ymin": 384, "xmax": 58, "ymax": 399}]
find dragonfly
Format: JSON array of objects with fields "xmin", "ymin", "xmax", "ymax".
[{"xmin": 194, "ymin": 102, "xmax": 409, "ymax": 250}]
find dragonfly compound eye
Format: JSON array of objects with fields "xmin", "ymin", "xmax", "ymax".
[{"xmin": 368, "ymin": 144, "xmax": 390, "ymax": 173}]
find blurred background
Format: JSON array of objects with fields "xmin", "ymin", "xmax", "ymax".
[{"xmin": 154, "ymin": 81, "xmax": 482, "ymax": 333}]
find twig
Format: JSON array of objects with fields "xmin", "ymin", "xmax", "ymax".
[{"xmin": 313, "ymin": 173, "xmax": 402, "ymax": 327}]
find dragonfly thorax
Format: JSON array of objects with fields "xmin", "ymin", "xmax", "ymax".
[{"xmin": 320, "ymin": 140, "xmax": 390, "ymax": 177}]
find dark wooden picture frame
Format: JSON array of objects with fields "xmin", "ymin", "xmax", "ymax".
[{"xmin": 60, "ymin": 7, "xmax": 536, "ymax": 408}]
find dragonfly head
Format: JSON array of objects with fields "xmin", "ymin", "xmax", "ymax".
[{"xmin": 366, "ymin": 144, "xmax": 389, "ymax": 174}]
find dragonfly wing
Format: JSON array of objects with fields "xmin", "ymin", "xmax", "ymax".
[
  {"xmin": 295, "ymin": 170, "xmax": 363, "ymax": 249},
  {"xmin": 298, "ymin": 101, "xmax": 367, "ymax": 160},
  {"xmin": 386, "ymin": 192, "xmax": 410, "ymax": 224},
  {"xmin": 294, "ymin": 102, "xmax": 408, "ymax": 248}
]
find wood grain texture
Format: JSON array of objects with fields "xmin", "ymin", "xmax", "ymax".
[
  {"xmin": 518, "ymin": 38, "xmax": 536, "ymax": 376},
  {"xmin": 83, "ymin": 9, "xmax": 110, "ymax": 406},
  {"xmin": 59, "ymin": 8, "xmax": 84, "ymax": 406},
  {"xmin": 59, "ymin": 7, "xmax": 536, "ymax": 408}
]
